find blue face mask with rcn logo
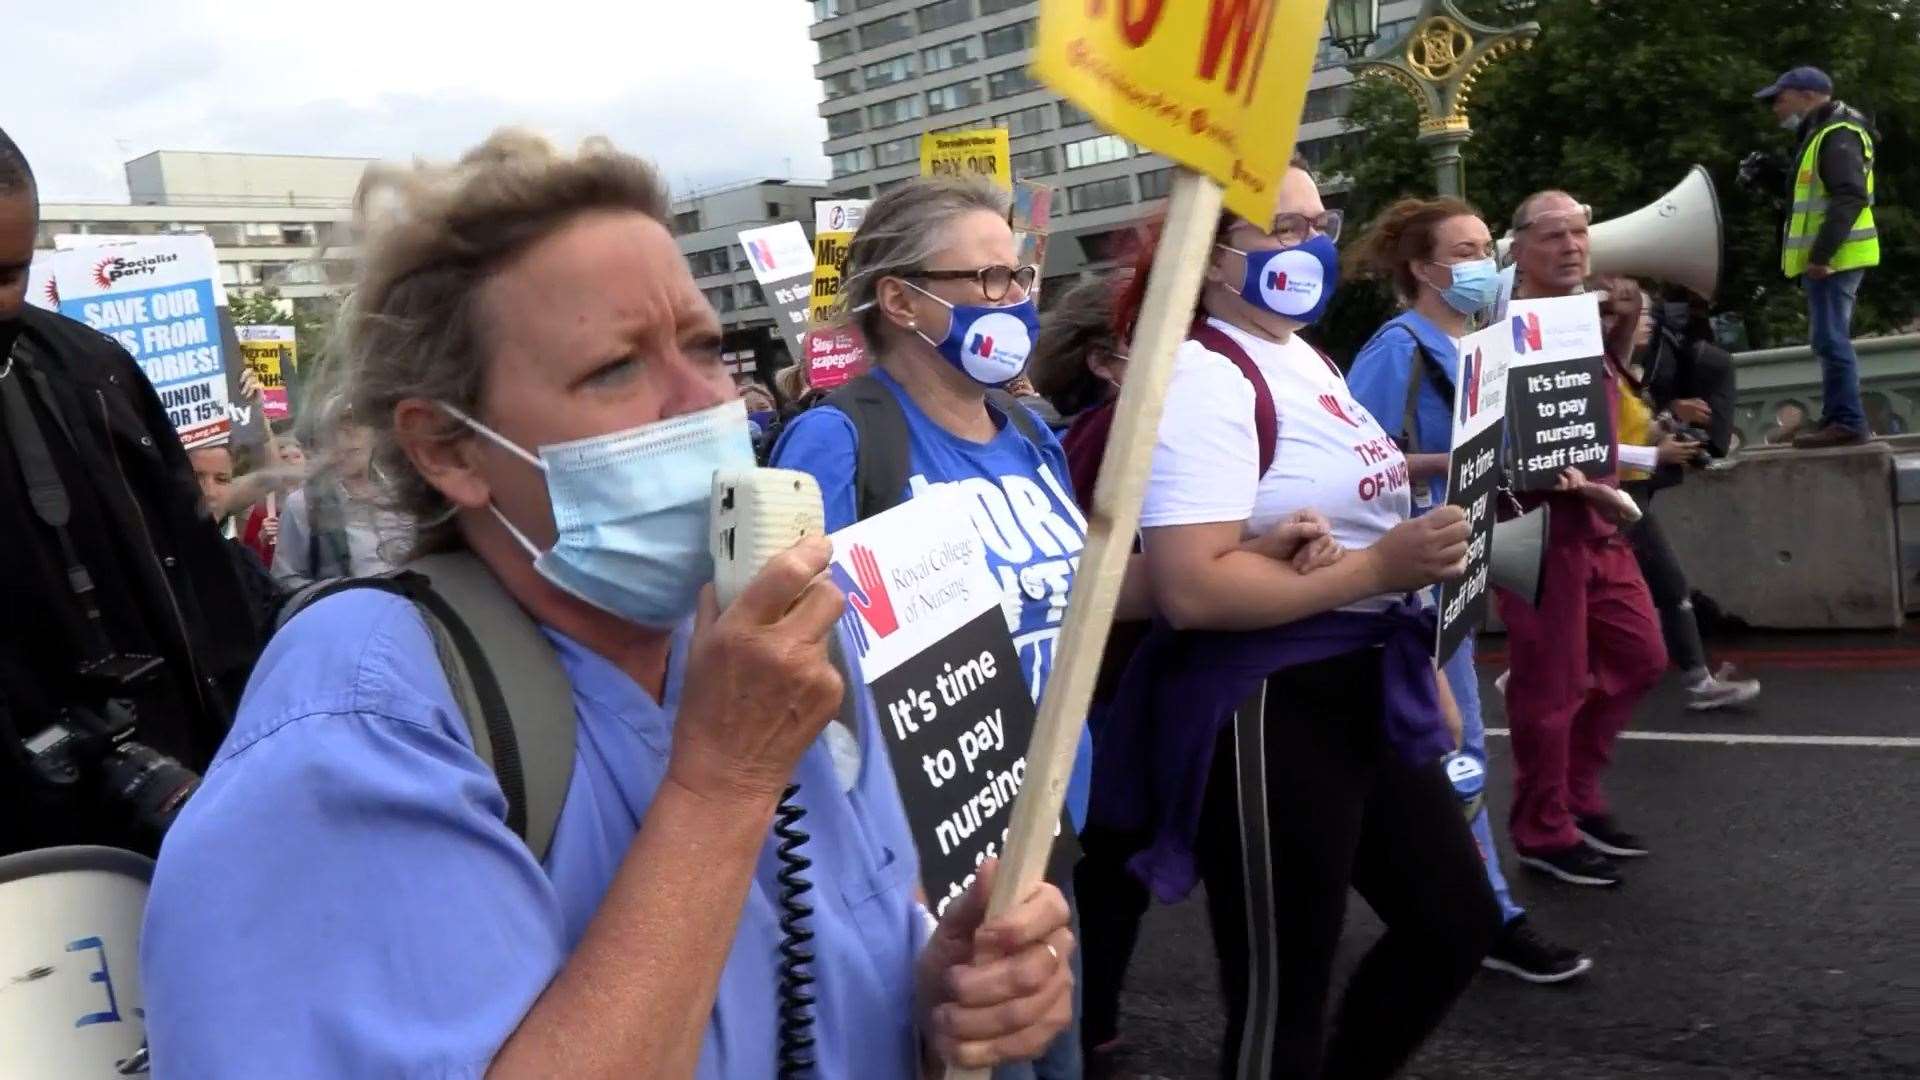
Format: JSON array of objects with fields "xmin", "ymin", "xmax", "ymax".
[
  {"xmin": 901, "ymin": 279, "xmax": 1041, "ymax": 388},
  {"xmin": 1219, "ymin": 231, "xmax": 1342, "ymax": 327}
]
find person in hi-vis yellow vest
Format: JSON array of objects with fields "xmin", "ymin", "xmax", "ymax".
[{"xmin": 1754, "ymin": 66, "xmax": 1880, "ymax": 448}]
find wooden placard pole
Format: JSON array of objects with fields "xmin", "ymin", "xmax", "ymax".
[{"xmin": 945, "ymin": 168, "xmax": 1223, "ymax": 1079}]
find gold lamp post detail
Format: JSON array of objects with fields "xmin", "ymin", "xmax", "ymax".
[{"xmin": 1325, "ymin": 0, "xmax": 1540, "ymax": 196}]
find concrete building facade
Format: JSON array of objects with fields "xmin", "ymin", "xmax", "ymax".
[
  {"xmin": 668, "ymin": 177, "xmax": 830, "ymax": 381},
  {"xmin": 807, "ymin": 0, "xmax": 1420, "ymax": 296},
  {"xmin": 38, "ymin": 151, "xmax": 370, "ymax": 306}
]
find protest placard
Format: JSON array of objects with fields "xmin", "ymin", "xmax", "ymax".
[
  {"xmin": 55, "ymin": 234, "xmax": 267, "ymax": 449},
  {"xmin": 808, "ymin": 199, "xmax": 867, "ymax": 329},
  {"xmin": 802, "ymin": 326, "xmax": 865, "ymax": 392},
  {"xmin": 1505, "ymin": 295, "xmax": 1613, "ymax": 490},
  {"xmin": 920, "ymin": 128, "xmax": 1013, "ymax": 190},
  {"xmin": 1434, "ymin": 323, "xmax": 1512, "ymax": 665},
  {"xmin": 944, "ymin": 3, "xmax": 1324, "ymax": 1002},
  {"xmin": 737, "ymin": 221, "xmax": 815, "ymax": 361},
  {"xmin": 1010, "ymin": 180, "xmax": 1054, "ymax": 295},
  {"xmin": 236, "ymin": 325, "xmax": 296, "ymax": 421},
  {"xmin": 830, "ymin": 489, "xmax": 1064, "ymax": 916},
  {"xmin": 52, "ymin": 236, "xmax": 232, "ymax": 448},
  {"xmin": 1032, "ymin": 0, "xmax": 1328, "ymax": 223},
  {"xmin": 25, "ymin": 253, "xmax": 59, "ymax": 311}
]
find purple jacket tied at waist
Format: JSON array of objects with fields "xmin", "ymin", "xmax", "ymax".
[{"xmin": 1089, "ymin": 600, "xmax": 1449, "ymax": 904}]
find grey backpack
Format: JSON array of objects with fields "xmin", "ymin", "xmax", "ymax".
[{"xmin": 279, "ymin": 551, "xmax": 574, "ymax": 862}]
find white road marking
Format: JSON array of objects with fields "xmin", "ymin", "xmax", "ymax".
[{"xmin": 1483, "ymin": 729, "xmax": 1920, "ymax": 749}]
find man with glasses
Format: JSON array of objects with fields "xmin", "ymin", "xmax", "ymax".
[{"xmin": 1489, "ymin": 190, "xmax": 1668, "ymax": 890}]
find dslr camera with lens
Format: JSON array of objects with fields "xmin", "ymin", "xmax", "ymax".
[{"xmin": 22, "ymin": 653, "xmax": 201, "ymax": 843}]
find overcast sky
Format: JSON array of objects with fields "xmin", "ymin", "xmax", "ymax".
[{"xmin": 10, "ymin": 0, "xmax": 831, "ymax": 202}]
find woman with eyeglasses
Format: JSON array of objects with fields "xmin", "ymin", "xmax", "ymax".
[
  {"xmin": 1094, "ymin": 158, "xmax": 1498, "ymax": 1079},
  {"xmin": 1346, "ymin": 197, "xmax": 1594, "ymax": 988},
  {"xmin": 771, "ymin": 176, "xmax": 1091, "ymax": 1080}
]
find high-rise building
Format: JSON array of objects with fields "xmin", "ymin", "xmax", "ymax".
[{"xmin": 807, "ymin": 0, "xmax": 1421, "ymax": 298}]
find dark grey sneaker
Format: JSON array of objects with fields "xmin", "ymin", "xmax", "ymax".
[
  {"xmin": 1518, "ymin": 842, "xmax": 1622, "ymax": 887},
  {"xmin": 1482, "ymin": 915, "xmax": 1594, "ymax": 985},
  {"xmin": 1577, "ymin": 814, "xmax": 1649, "ymax": 858}
]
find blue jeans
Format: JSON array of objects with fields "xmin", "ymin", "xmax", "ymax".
[
  {"xmin": 1443, "ymin": 635, "xmax": 1525, "ymax": 926},
  {"xmin": 1806, "ymin": 268, "xmax": 1867, "ymax": 433}
]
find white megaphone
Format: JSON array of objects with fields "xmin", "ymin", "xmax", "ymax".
[
  {"xmin": 1499, "ymin": 166, "xmax": 1723, "ymax": 301},
  {"xmin": 0, "ymin": 846, "xmax": 154, "ymax": 1079},
  {"xmin": 1488, "ymin": 504, "xmax": 1550, "ymax": 607}
]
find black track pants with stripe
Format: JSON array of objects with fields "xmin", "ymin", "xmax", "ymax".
[{"xmin": 1195, "ymin": 645, "xmax": 1499, "ymax": 1080}]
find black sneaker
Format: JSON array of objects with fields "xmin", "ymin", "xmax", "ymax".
[
  {"xmin": 1517, "ymin": 843, "xmax": 1622, "ymax": 887},
  {"xmin": 1576, "ymin": 814, "xmax": 1649, "ymax": 858},
  {"xmin": 1482, "ymin": 915, "xmax": 1594, "ymax": 984}
]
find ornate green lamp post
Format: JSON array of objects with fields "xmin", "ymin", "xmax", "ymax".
[{"xmin": 1324, "ymin": 0, "xmax": 1541, "ymax": 197}]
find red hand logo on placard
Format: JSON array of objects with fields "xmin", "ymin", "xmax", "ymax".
[{"xmin": 829, "ymin": 543, "xmax": 899, "ymax": 648}]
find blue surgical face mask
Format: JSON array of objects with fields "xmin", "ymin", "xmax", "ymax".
[
  {"xmin": 1218, "ymin": 231, "xmax": 1341, "ymax": 326},
  {"xmin": 901, "ymin": 279, "xmax": 1041, "ymax": 387},
  {"xmin": 444, "ymin": 399, "xmax": 754, "ymax": 628},
  {"xmin": 1430, "ymin": 256, "xmax": 1502, "ymax": 315}
]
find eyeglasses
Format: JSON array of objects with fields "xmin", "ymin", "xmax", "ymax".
[
  {"xmin": 1267, "ymin": 209, "xmax": 1343, "ymax": 246},
  {"xmin": 899, "ymin": 263, "xmax": 1040, "ymax": 302}
]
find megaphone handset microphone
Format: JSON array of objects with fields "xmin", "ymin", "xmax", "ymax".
[{"xmin": 710, "ymin": 468, "xmax": 829, "ymax": 1079}]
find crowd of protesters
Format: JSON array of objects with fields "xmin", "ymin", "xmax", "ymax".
[{"xmin": 0, "ymin": 82, "xmax": 1798, "ymax": 1076}]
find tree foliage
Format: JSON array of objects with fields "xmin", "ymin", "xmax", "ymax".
[{"xmin": 1317, "ymin": 0, "xmax": 1920, "ymax": 359}]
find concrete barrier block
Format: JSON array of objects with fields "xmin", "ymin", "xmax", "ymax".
[{"xmin": 1659, "ymin": 444, "xmax": 1902, "ymax": 629}]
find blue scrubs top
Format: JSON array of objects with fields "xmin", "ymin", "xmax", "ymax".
[
  {"xmin": 1348, "ymin": 310, "xmax": 1464, "ymax": 510},
  {"xmin": 141, "ymin": 589, "xmax": 923, "ymax": 1079}
]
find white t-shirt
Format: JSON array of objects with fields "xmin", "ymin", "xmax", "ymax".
[{"xmin": 1141, "ymin": 317, "xmax": 1412, "ymax": 612}]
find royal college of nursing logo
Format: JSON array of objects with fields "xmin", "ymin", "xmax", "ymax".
[
  {"xmin": 830, "ymin": 543, "xmax": 899, "ymax": 657},
  {"xmin": 746, "ymin": 237, "xmax": 776, "ymax": 274},
  {"xmin": 1458, "ymin": 347, "xmax": 1485, "ymax": 425},
  {"xmin": 1511, "ymin": 311, "xmax": 1543, "ymax": 354},
  {"xmin": 1256, "ymin": 248, "xmax": 1325, "ymax": 314}
]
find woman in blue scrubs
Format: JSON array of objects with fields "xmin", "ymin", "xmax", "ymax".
[{"xmin": 140, "ymin": 130, "xmax": 1072, "ymax": 1079}]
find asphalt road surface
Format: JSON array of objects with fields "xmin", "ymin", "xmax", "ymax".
[{"xmin": 1093, "ymin": 641, "xmax": 1920, "ymax": 1080}]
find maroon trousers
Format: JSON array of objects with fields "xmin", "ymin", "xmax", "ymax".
[{"xmin": 1495, "ymin": 535, "xmax": 1666, "ymax": 854}]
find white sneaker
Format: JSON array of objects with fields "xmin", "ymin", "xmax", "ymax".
[{"xmin": 1685, "ymin": 666, "xmax": 1760, "ymax": 711}]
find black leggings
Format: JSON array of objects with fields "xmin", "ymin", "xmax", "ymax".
[
  {"xmin": 1195, "ymin": 647, "xmax": 1498, "ymax": 1080},
  {"xmin": 1622, "ymin": 481, "xmax": 1708, "ymax": 674}
]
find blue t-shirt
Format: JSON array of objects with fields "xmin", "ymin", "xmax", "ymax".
[
  {"xmin": 141, "ymin": 590, "xmax": 922, "ymax": 1079},
  {"xmin": 771, "ymin": 369, "xmax": 1094, "ymax": 830},
  {"xmin": 1348, "ymin": 310, "xmax": 1463, "ymax": 511}
]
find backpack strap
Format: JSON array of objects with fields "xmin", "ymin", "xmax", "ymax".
[
  {"xmin": 986, "ymin": 389, "xmax": 1043, "ymax": 445},
  {"xmin": 1188, "ymin": 320, "xmax": 1278, "ymax": 476},
  {"xmin": 277, "ymin": 551, "xmax": 575, "ymax": 864},
  {"xmin": 823, "ymin": 373, "xmax": 1047, "ymax": 521},
  {"xmin": 1385, "ymin": 321, "xmax": 1456, "ymax": 457},
  {"xmin": 823, "ymin": 372, "xmax": 913, "ymax": 520}
]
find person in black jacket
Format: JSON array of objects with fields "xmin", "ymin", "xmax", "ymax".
[{"xmin": 0, "ymin": 126, "xmax": 262, "ymax": 856}]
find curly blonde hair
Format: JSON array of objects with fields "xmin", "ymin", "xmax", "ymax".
[{"xmin": 332, "ymin": 129, "xmax": 670, "ymax": 554}]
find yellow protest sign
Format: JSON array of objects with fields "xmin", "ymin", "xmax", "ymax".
[
  {"xmin": 919, "ymin": 128, "xmax": 1013, "ymax": 190},
  {"xmin": 1032, "ymin": 0, "xmax": 1328, "ymax": 223},
  {"xmin": 235, "ymin": 324, "xmax": 296, "ymax": 420},
  {"xmin": 808, "ymin": 199, "xmax": 868, "ymax": 328}
]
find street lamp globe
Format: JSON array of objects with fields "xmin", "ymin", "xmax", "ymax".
[{"xmin": 1325, "ymin": 0, "xmax": 1382, "ymax": 60}]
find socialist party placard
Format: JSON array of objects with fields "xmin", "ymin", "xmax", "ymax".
[
  {"xmin": 830, "ymin": 489, "xmax": 1064, "ymax": 918},
  {"xmin": 1434, "ymin": 322, "xmax": 1511, "ymax": 666},
  {"xmin": 1505, "ymin": 295, "xmax": 1613, "ymax": 490},
  {"xmin": 53, "ymin": 236, "xmax": 233, "ymax": 448},
  {"xmin": 736, "ymin": 220, "xmax": 814, "ymax": 361}
]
